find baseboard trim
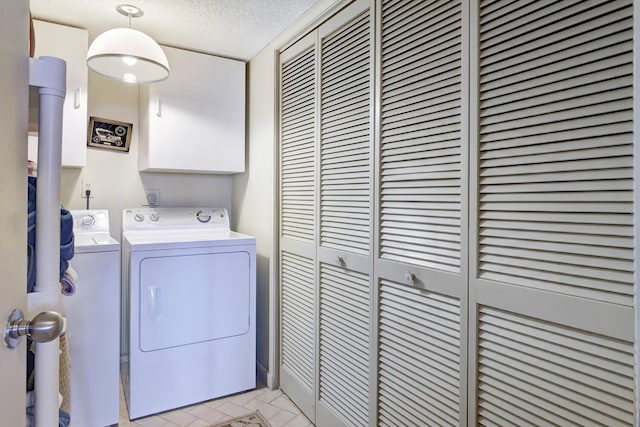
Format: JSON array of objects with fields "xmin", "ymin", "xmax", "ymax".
[{"xmin": 257, "ymin": 361, "xmax": 278, "ymax": 390}]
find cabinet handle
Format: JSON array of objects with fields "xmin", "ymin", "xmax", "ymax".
[
  {"xmin": 335, "ymin": 256, "xmax": 344, "ymax": 267},
  {"xmin": 156, "ymin": 97, "xmax": 162, "ymax": 117},
  {"xmin": 73, "ymin": 87, "xmax": 81, "ymax": 109}
]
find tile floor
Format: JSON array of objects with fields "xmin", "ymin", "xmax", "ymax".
[{"xmin": 117, "ymin": 375, "xmax": 313, "ymax": 427}]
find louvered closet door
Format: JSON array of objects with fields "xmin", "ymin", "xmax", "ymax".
[
  {"xmin": 278, "ymin": 32, "xmax": 318, "ymax": 421},
  {"xmin": 376, "ymin": 0, "xmax": 468, "ymax": 425},
  {"xmin": 316, "ymin": 1, "xmax": 374, "ymax": 425},
  {"xmin": 470, "ymin": 0, "xmax": 635, "ymax": 425}
]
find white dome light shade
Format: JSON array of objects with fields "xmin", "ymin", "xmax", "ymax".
[{"xmin": 87, "ymin": 28, "xmax": 169, "ymax": 83}]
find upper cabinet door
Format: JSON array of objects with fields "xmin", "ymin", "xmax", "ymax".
[
  {"xmin": 138, "ymin": 46, "xmax": 246, "ymax": 174},
  {"xmin": 32, "ymin": 20, "xmax": 88, "ymax": 168}
]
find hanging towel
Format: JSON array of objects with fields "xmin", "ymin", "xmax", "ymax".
[
  {"xmin": 59, "ymin": 208, "xmax": 74, "ymax": 274},
  {"xmin": 60, "ymin": 265, "xmax": 77, "ymax": 296},
  {"xmin": 27, "ymin": 176, "xmax": 75, "ymax": 293}
]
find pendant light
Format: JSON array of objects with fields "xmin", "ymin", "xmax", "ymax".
[{"xmin": 87, "ymin": 4, "xmax": 169, "ymax": 84}]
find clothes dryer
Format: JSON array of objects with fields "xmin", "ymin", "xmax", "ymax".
[
  {"xmin": 121, "ymin": 207, "xmax": 256, "ymax": 419},
  {"xmin": 66, "ymin": 209, "xmax": 120, "ymax": 427}
]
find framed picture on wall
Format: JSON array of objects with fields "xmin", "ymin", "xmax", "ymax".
[{"xmin": 87, "ymin": 116, "xmax": 132, "ymax": 152}]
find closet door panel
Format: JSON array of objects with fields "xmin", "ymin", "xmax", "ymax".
[
  {"xmin": 376, "ymin": 0, "xmax": 467, "ymax": 424},
  {"xmin": 281, "ymin": 238, "xmax": 316, "ymax": 260},
  {"xmin": 280, "ymin": 251, "xmax": 316, "ymax": 416},
  {"xmin": 477, "ymin": 307, "xmax": 635, "ymax": 426},
  {"xmin": 318, "ymin": 246, "xmax": 369, "ymax": 273},
  {"xmin": 378, "ymin": 279, "xmax": 462, "ymax": 427},
  {"xmin": 315, "ymin": 1, "xmax": 374, "ymax": 425},
  {"xmin": 477, "ymin": 280, "xmax": 634, "ymax": 344},
  {"xmin": 281, "ymin": 34, "xmax": 317, "ymax": 246},
  {"xmin": 278, "ymin": 32, "xmax": 318, "ymax": 421},
  {"xmin": 375, "ymin": 260, "xmax": 464, "ymax": 299},
  {"xmin": 319, "ymin": 0, "xmax": 373, "ymax": 257},
  {"xmin": 378, "ymin": 0, "xmax": 465, "ymax": 277},
  {"xmin": 475, "ymin": 0, "xmax": 634, "ymax": 314},
  {"xmin": 470, "ymin": 0, "xmax": 635, "ymax": 424},
  {"xmin": 317, "ymin": 263, "xmax": 370, "ymax": 427}
]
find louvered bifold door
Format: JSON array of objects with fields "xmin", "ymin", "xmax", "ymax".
[
  {"xmin": 316, "ymin": 0, "xmax": 374, "ymax": 426},
  {"xmin": 470, "ymin": 0, "xmax": 636, "ymax": 425},
  {"xmin": 376, "ymin": 0, "xmax": 468, "ymax": 425},
  {"xmin": 278, "ymin": 32, "xmax": 318, "ymax": 421}
]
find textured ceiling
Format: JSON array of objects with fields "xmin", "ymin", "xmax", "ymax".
[{"xmin": 29, "ymin": 0, "xmax": 319, "ymax": 61}]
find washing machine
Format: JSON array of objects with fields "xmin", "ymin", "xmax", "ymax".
[
  {"xmin": 66, "ymin": 209, "xmax": 120, "ymax": 427},
  {"xmin": 121, "ymin": 207, "xmax": 256, "ymax": 419}
]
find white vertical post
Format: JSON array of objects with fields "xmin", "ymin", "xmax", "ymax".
[{"xmin": 29, "ymin": 56, "xmax": 66, "ymax": 427}]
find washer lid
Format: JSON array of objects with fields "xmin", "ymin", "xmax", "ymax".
[{"xmin": 74, "ymin": 235, "xmax": 120, "ymax": 253}]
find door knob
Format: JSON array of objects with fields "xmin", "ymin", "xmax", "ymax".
[
  {"xmin": 405, "ymin": 271, "xmax": 416, "ymax": 284},
  {"xmin": 4, "ymin": 309, "xmax": 63, "ymax": 349}
]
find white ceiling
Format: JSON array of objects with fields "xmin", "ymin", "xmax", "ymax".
[{"xmin": 29, "ymin": 0, "xmax": 319, "ymax": 61}]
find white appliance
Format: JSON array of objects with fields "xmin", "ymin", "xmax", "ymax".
[
  {"xmin": 121, "ymin": 207, "xmax": 256, "ymax": 419},
  {"xmin": 66, "ymin": 209, "xmax": 120, "ymax": 426}
]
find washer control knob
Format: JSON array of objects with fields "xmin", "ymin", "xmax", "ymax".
[
  {"xmin": 196, "ymin": 210, "xmax": 211, "ymax": 223},
  {"xmin": 150, "ymin": 213, "xmax": 160, "ymax": 222},
  {"xmin": 134, "ymin": 213, "xmax": 144, "ymax": 222},
  {"xmin": 81, "ymin": 215, "xmax": 95, "ymax": 226}
]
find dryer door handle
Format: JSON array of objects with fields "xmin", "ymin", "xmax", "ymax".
[{"xmin": 148, "ymin": 286, "xmax": 162, "ymax": 320}]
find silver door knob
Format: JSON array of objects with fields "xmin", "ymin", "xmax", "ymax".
[{"xmin": 4, "ymin": 309, "xmax": 63, "ymax": 349}]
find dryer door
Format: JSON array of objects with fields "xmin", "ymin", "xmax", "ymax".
[{"xmin": 138, "ymin": 249, "xmax": 251, "ymax": 352}]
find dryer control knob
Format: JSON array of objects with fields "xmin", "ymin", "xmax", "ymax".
[
  {"xmin": 196, "ymin": 210, "xmax": 211, "ymax": 223},
  {"xmin": 150, "ymin": 213, "xmax": 160, "ymax": 222},
  {"xmin": 134, "ymin": 213, "xmax": 144, "ymax": 222}
]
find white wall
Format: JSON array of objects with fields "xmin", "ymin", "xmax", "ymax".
[
  {"xmin": 60, "ymin": 72, "xmax": 232, "ymax": 239},
  {"xmin": 232, "ymin": 0, "xmax": 346, "ymax": 388},
  {"xmin": 232, "ymin": 47, "xmax": 276, "ymax": 386}
]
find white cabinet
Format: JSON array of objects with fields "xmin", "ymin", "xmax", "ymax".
[
  {"xmin": 31, "ymin": 20, "xmax": 88, "ymax": 168},
  {"xmin": 139, "ymin": 46, "xmax": 245, "ymax": 174}
]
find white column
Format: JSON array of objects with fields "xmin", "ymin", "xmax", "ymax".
[{"xmin": 29, "ymin": 55, "xmax": 66, "ymax": 427}]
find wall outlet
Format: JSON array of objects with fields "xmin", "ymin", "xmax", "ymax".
[
  {"xmin": 145, "ymin": 189, "xmax": 160, "ymax": 207},
  {"xmin": 81, "ymin": 180, "xmax": 94, "ymax": 198}
]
